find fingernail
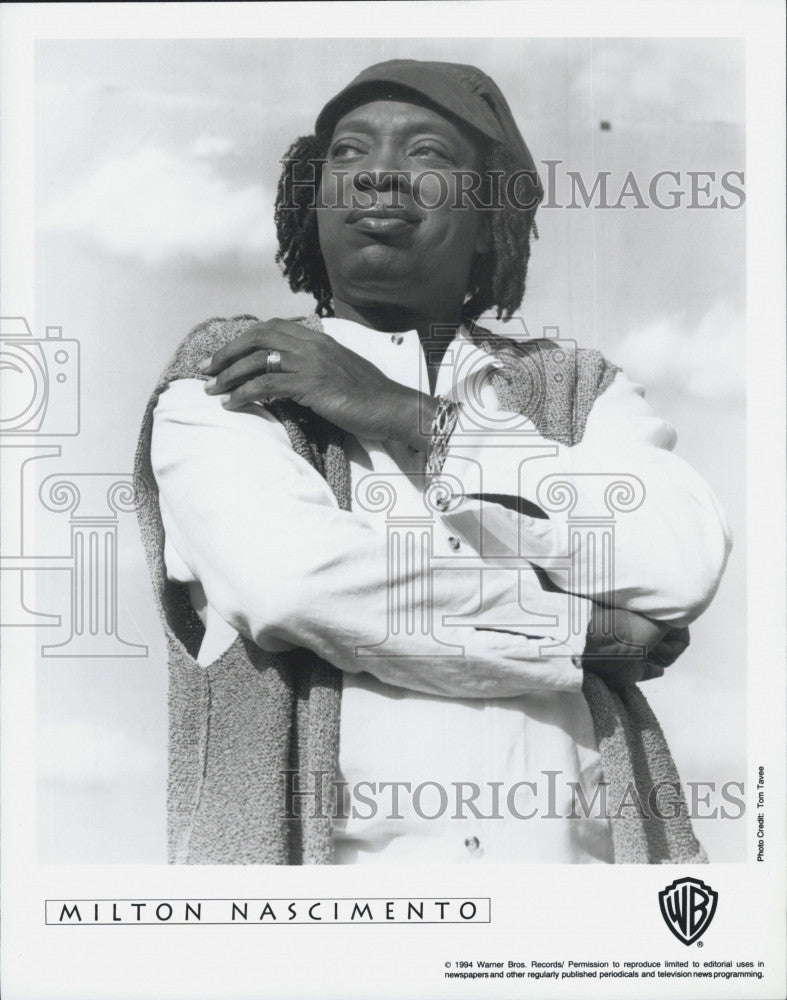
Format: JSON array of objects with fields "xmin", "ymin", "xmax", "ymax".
[
  {"xmin": 205, "ymin": 377, "xmax": 216, "ymax": 390},
  {"xmin": 199, "ymin": 357, "xmax": 212, "ymax": 371},
  {"xmin": 219, "ymin": 394, "xmax": 231, "ymax": 407}
]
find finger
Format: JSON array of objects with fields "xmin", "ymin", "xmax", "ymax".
[
  {"xmin": 583, "ymin": 629, "xmax": 645, "ymax": 659},
  {"xmin": 647, "ymin": 643, "xmax": 676, "ymax": 668},
  {"xmin": 612, "ymin": 607, "xmax": 670, "ymax": 650},
  {"xmin": 648, "ymin": 627, "xmax": 691, "ymax": 667},
  {"xmin": 201, "ymin": 319, "xmax": 317, "ymax": 375},
  {"xmin": 591, "ymin": 636, "xmax": 646, "ymax": 659},
  {"xmin": 268, "ymin": 318, "xmax": 323, "ymax": 341},
  {"xmin": 200, "ymin": 326, "xmax": 274, "ymax": 375},
  {"xmin": 205, "ymin": 350, "xmax": 294, "ymax": 394},
  {"xmin": 665, "ymin": 626, "xmax": 691, "ymax": 656},
  {"xmin": 220, "ymin": 373, "xmax": 301, "ymax": 409},
  {"xmin": 586, "ymin": 605, "xmax": 663, "ymax": 657}
]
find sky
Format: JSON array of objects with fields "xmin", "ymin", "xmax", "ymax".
[{"xmin": 31, "ymin": 37, "xmax": 746, "ymax": 863}]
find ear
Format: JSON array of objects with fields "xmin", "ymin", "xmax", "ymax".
[{"xmin": 474, "ymin": 212, "xmax": 493, "ymax": 255}]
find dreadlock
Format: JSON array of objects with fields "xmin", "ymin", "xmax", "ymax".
[{"xmin": 274, "ymin": 134, "xmax": 540, "ymax": 322}]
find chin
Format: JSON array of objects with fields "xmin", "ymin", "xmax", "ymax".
[
  {"xmin": 334, "ymin": 252, "xmax": 418, "ymax": 297},
  {"xmin": 355, "ymin": 240, "xmax": 412, "ymax": 269},
  {"xmin": 337, "ymin": 281, "xmax": 416, "ymax": 312}
]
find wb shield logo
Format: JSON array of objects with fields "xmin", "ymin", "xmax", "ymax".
[{"xmin": 659, "ymin": 877, "xmax": 718, "ymax": 945}]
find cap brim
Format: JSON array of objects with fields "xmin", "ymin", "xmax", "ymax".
[{"xmin": 315, "ymin": 66, "xmax": 507, "ymax": 146}]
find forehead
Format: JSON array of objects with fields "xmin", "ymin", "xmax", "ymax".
[{"xmin": 330, "ymin": 98, "xmax": 482, "ymax": 148}]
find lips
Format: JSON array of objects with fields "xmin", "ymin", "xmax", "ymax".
[{"xmin": 346, "ymin": 204, "xmax": 421, "ymax": 234}]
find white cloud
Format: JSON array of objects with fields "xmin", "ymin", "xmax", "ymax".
[
  {"xmin": 39, "ymin": 720, "xmax": 158, "ymax": 788},
  {"xmin": 44, "ymin": 147, "xmax": 275, "ymax": 266},
  {"xmin": 110, "ymin": 85, "xmax": 229, "ymax": 112},
  {"xmin": 614, "ymin": 303, "xmax": 745, "ymax": 402},
  {"xmin": 571, "ymin": 40, "xmax": 745, "ymax": 125},
  {"xmin": 190, "ymin": 135, "xmax": 234, "ymax": 158}
]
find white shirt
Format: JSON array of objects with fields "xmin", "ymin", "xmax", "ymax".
[{"xmin": 151, "ymin": 317, "xmax": 731, "ymax": 864}]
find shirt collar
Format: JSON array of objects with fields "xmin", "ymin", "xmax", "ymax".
[{"xmin": 320, "ymin": 315, "xmax": 499, "ymax": 398}]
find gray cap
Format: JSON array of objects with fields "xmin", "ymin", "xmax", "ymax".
[{"xmin": 315, "ymin": 59, "xmax": 543, "ymax": 204}]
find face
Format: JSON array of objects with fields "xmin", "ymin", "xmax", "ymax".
[{"xmin": 316, "ymin": 99, "xmax": 489, "ymax": 325}]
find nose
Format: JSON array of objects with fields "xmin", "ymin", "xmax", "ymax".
[
  {"xmin": 352, "ymin": 145, "xmax": 412, "ymax": 196},
  {"xmin": 353, "ymin": 168, "xmax": 413, "ymax": 195}
]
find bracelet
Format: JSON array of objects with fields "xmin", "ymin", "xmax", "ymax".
[{"xmin": 426, "ymin": 396, "xmax": 462, "ymax": 477}]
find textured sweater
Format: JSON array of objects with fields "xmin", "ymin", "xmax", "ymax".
[{"xmin": 134, "ymin": 314, "xmax": 707, "ymax": 865}]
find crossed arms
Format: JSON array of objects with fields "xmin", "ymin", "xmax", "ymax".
[{"xmin": 151, "ymin": 340, "xmax": 731, "ymax": 698}]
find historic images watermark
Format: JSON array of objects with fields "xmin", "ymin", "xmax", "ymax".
[
  {"xmin": 279, "ymin": 159, "xmax": 745, "ymax": 212},
  {"xmin": 281, "ymin": 769, "xmax": 746, "ymax": 823}
]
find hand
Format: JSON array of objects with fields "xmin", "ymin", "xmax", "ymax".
[
  {"xmin": 201, "ymin": 318, "xmax": 437, "ymax": 448},
  {"xmin": 582, "ymin": 604, "xmax": 690, "ymax": 690}
]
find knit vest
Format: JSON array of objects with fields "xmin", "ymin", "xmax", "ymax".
[{"xmin": 134, "ymin": 314, "xmax": 707, "ymax": 865}]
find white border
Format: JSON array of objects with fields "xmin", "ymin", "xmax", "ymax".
[{"xmin": 1, "ymin": 4, "xmax": 784, "ymax": 999}]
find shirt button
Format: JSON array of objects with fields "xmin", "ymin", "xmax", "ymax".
[
  {"xmin": 448, "ymin": 536, "xmax": 461, "ymax": 551},
  {"xmin": 391, "ymin": 334, "xmax": 404, "ymax": 345},
  {"xmin": 464, "ymin": 836, "xmax": 480, "ymax": 853}
]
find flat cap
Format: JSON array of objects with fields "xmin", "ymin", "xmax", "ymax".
[{"xmin": 315, "ymin": 59, "xmax": 543, "ymax": 204}]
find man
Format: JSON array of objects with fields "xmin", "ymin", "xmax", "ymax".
[{"xmin": 136, "ymin": 60, "xmax": 730, "ymax": 864}]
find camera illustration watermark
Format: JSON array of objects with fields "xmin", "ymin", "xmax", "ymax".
[
  {"xmin": 0, "ymin": 318, "xmax": 80, "ymax": 436},
  {"xmin": 0, "ymin": 316, "xmax": 147, "ymax": 657}
]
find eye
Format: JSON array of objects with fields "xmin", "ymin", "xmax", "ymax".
[
  {"xmin": 410, "ymin": 141, "xmax": 454, "ymax": 162},
  {"xmin": 329, "ymin": 139, "xmax": 366, "ymax": 161}
]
